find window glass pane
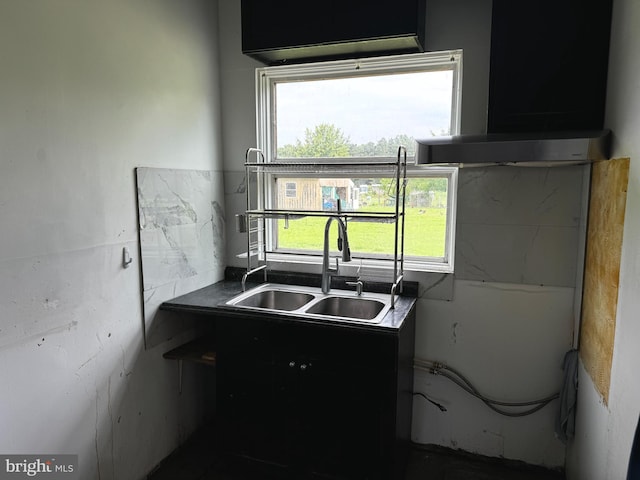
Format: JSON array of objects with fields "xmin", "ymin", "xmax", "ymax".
[
  {"xmin": 275, "ymin": 70, "xmax": 454, "ymax": 158},
  {"xmin": 275, "ymin": 177, "xmax": 448, "ymax": 258},
  {"xmin": 284, "ymin": 182, "xmax": 297, "ymax": 198},
  {"xmin": 258, "ymin": 52, "xmax": 461, "ymax": 272}
]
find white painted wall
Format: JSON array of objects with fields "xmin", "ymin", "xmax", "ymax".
[
  {"xmin": 414, "ymin": 281, "xmax": 574, "ymax": 466},
  {"xmin": 217, "ymin": 0, "xmax": 577, "ymax": 469},
  {"xmin": 0, "ymin": 1, "xmax": 222, "ymax": 478},
  {"xmin": 411, "ymin": 160, "xmax": 582, "ymax": 468},
  {"xmin": 566, "ymin": 0, "xmax": 640, "ymax": 478}
]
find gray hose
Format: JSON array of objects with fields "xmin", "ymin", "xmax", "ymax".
[{"xmin": 414, "ymin": 358, "xmax": 559, "ymax": 417}]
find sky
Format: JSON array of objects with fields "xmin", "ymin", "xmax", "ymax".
[{"xmin": 275, "ymin": 70, "xmax": 454, "ymax": 147}]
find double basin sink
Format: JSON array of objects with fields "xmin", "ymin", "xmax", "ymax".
[{"xmin": 225, "ymin": 283, "xmax": 392, "ymax": 324}]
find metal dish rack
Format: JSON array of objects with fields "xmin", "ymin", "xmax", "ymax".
[{"xmin": 238, "ymin": 147, "xmax": 408, "ymax": 307}]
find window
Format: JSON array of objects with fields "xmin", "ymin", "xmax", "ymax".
[
  {"xmin": 284, "ymin": 182, "xmax": 297, "ymax": 198},
  {"xmin": 256, "ymin": 51, "xmax": 461, "ymax": 273}
]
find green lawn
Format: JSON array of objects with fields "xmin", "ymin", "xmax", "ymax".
[{"xmin": 277, "ymin": 206, "xmax": 447, "ymax": 258}]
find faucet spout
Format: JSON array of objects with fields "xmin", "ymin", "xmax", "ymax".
[{"xmin": 321, "ymin": 217, "xmax": 351, "ymax": 293}]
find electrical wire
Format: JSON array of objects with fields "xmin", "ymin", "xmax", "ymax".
[
  {"xmin": 413, "ymin": 392, "xmax": 447, "ymax": 412},
  {"xmin": 414, "ymin": 358, "xmax": 560, "ymax": 417}
]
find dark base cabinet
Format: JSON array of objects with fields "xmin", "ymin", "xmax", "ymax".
[{"xmin": 216, "ymin": 310, "xmax": 416, "ymax": 480}]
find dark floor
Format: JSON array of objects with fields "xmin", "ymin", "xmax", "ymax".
[{"xmin": 148, "ymin": 428, "xmax": 565, "ymax": 480}]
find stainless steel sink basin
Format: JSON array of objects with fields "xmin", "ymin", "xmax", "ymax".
[
  {"xmin": 233, "ymin": 289, "xmax": 315, "ymax": 311},
  {"xmin": 225, "ymin": 283, "xmax": 392, "ymax": 324},
  {"xmin": 304, "ymin": 296, "xmax": 385, "ymax": 320}
]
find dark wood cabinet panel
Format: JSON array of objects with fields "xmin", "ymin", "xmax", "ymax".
[
  {"xmin": 216, "ymin": 319, "xmax": 287, "ymax": 466},
  {"xmin": 488, "ymin": 0, "xmax": 613, "ymax": 133},
  {"xmin": 216, "ymin": 314, "xmax": 415, "ymax": 479},
  {"xmin": 241, "ymin": 0, "xmax": 426, "ymax": 65}
]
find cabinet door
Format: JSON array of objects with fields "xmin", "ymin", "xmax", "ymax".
[
  {"xmin": 272, "ymin": 322, "xmax": 397, "ymax": 479},
  {"xmin": 488, "ymin": 0, "xmax": 612, "ymax": 132},
  {"xmin": 216, "ymin": 319, "xmax": 287, "ymax": 466},
  {"xmin": 301, "ymin": 361, "xmax": 393, "ymax": 479},
  {"xmin": 241, "ymin": 0, "xmax": 426, "ymax": 64}
]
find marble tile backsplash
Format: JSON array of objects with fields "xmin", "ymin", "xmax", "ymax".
[
  {"xmin": 222, "ymin": 164, "xmax": 588, "ymax": 293},
  {"xmin": 456, "ymin": 166, "xmax": 583, "ymax": 227},
  {"xmin": 454, "ymin": 165, "xmax": 587, "ymax": 287},
  {"xmin": 136, "ymin": 167, "xmax": 225, "ymax": 348}
]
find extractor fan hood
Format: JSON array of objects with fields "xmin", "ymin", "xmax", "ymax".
[{"xmin": 415, "ymin": 130, "xmax": 611, "ymax": 167}]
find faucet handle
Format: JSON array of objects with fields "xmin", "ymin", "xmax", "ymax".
[{"xmin": 346, "ymin": 279, "xmax": 364, "ymax": 296}]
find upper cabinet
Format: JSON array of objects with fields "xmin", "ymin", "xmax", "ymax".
[
  {"xmin": 488, "ymin": 0, "xmax": 613, "ymax": 133},
  {"xmin": 241, "ymin": 0, "xmax": 426, "ymax": 65}
]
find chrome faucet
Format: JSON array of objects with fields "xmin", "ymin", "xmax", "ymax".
[{"xmin": 321, "ymin": 217, "xmax": 351, "ymax": 293}]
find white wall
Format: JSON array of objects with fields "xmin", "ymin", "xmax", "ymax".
[
  {"xmin": 0, "ymin": 1, "xmax": 222, "ymax": 478},
  {"xmin": 412, "ymin": 162, "xmax": 581, "ymax": 468},
  {"xmin": 217, "ymin": 0, "xmax": 578, "ymax": 469},
  {"xmin": 217, "ymin": 0, "xmax": 264, "ymax": 259},
  {"xmin": 566, "ymin": 0, "xmax": 640, "ymax": 478}
]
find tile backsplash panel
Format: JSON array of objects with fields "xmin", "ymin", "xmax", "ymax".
[
  {"xmin": 455, "ymin": 165, "xmax": 586, "ymax": 287},
  {"xmin": 136, "ymin": 167, "xmax": 225, "ymax": 348}
]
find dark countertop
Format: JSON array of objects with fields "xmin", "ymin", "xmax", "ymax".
[{"xmin": 161, "ymin": 278, "xmax": 416, "ymax": 332}]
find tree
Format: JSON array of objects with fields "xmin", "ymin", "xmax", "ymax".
[
  {"xmin": 349, "ymin": 134, "xmax": 416, "ymax": 157},
  {"xmin": 278, "ymin": 124, "xmax": 351, "ymax": 158},
  {"xmin": 277, "ymin": 124, "xmax": 419, "ymax": 159}
]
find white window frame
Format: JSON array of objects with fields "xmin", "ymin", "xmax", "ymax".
[{"xmin": 254, "ymin": 51, "xmax": 462, "ymax": 274}]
